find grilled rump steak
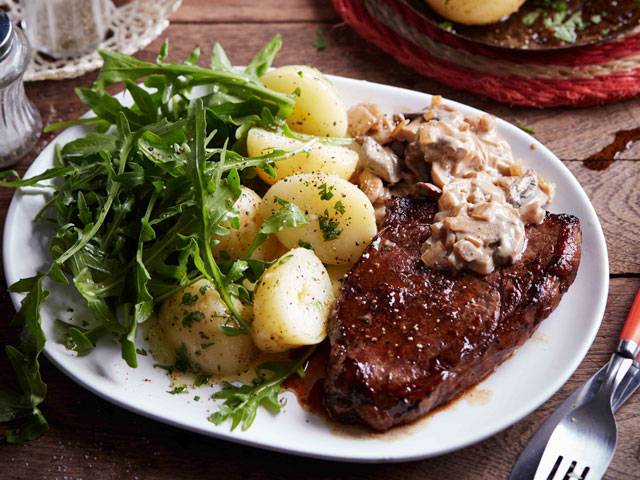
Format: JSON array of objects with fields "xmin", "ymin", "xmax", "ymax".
[{"xmin": 324, "ymin": 197, "xmax": 581, "ymax": 431}]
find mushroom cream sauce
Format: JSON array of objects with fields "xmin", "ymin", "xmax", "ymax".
[{"xmin": 349, "ymin": 96, "xmax": 554, "ymax": 275}]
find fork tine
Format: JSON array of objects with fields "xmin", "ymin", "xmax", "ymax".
[
  {"xmin": 561, "ymin": 460, "xmax": 577, "ymax": 480},
  {"xmin": 580, "ymin": 466, "xmax": 591, "ymax": 479},
  {"xmin": 534, "ymin": 454, "xmax": 564, "ymax": 480}
]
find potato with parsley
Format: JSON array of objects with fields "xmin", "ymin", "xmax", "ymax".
[
  {"xmin": 260, "ymin": 65, "xmax": 348, "ymax": 137},
  {"xmin": 212, "ymin": 186, "xmax": 284, "ymax": 261},
  {"xmin": 426, "ymin": 0, "xmax": 525, "ymax": 25},
  {"xmin": 247, "ymin": 128, "xmax": 358, "ymax": 185},
  {"xmin": 251, "ymin": 248, "xmax": 334, "ymax": 352},
  {"xmin": 158, "ymin": 279, "xmax": 258, "ymax": 376},
  {"xmin": 260, "ymin": 173, "xmax": 377, "ymax": 265}
]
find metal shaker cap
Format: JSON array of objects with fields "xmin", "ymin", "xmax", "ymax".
[{"xmin": 0, "ymin": 12, "xmax": 13, "ymax": 62}]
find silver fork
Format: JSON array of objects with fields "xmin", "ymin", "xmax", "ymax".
[{"xmin": 533, "ymin": 289, "xmax": 640, "ymax": 480}]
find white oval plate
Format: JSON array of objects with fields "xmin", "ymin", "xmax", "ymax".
[{"xmin": 3, "ymin": 76, "xmax": 608, "ymax": 463}]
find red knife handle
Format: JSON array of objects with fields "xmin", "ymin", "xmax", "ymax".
[{"xmin": 620, "ymin": 289, "xmax": 640, "ymax": 351}]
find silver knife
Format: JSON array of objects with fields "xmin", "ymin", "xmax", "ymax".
[{"xmin": 509, "ymin": 358, "xmax": 640, "ymax": 480}]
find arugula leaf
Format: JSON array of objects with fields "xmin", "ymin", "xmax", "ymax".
[
  {"xmin": 245, "ymin": 197, "xmax": 308, "ymax": 258},
  {"xmin": 95, "ymin": 44, "xmax": 295, "ymax": 117},
  {"xmin": 245, "ymin": 34, "xmax": 282, "ymax": 79},
  {"xmin": 186, "ymin": 100, "xmax": 249, "ymax": 334},
  {"xmin": 210, "ymin": 43, "xmax": 232, "ymax": 71},
  {"xmin": 209, "ymin": 347, "xmax": 315, "ymax": 431},
  {"xmin": 0, "ymin": 275, "xmax": 49, "ymax": 443},
  {"xmin": 0, "ymin": 36, "xmax": 305, "ymax": 442},
  {"xmin": 313, "ymin": 27, "xmax": 327, "ymax": 50},
  {"xmin": 0, "ymin": 167, "xmax": 74, "ymax": 188}
]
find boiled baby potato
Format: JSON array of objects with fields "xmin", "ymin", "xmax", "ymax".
[
  {"xmin": 261, "ymin": 173, "xmax": 377, "ymax": 265},
  {"xmin": 260, "ymin": 65, "xmax": 348, "ymax": 137},
  {"xmin": 158, "ymin": 279, "xmax": 258, "ymax": 376},
  {"xmin": 426, "ymin": 0, "xmax": 525, "ymax": 25},
  {"xmin": 251, "ymin": 248, "xmax": 334, "ymax": 352},
  {"xmin": 212, "ymin": 186, "xmax": 283, "ymax": 261},
  {"xmin": 247, "ymin": 128, "xmax": 358, "ymax": 185}
]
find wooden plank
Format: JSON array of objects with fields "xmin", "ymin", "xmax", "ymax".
[
  {"xmin": 1, "ymin": 278, "xmax": 637, "ymax": 480},
  {"xmin": 171, "ymin": 0, "xmax": 340, "ymax": 23},
  {"xmin": 566, "ymin": 162, "xmax": 640, "ymax": 275}
]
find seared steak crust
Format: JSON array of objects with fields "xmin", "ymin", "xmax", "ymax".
[{"xmin": 324, "ymin": 197, "xmax": 581, "ymax": 431}]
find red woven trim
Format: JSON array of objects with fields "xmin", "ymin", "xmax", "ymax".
[
  {"xmin": 333, "ymin": 0, "xmax": 640, "ymax": 107},
  {"xmin": 369, "ymin": 0, "xmax": 640, "ymax": 67}
]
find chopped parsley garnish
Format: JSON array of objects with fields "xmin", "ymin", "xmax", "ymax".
[
  {"xmin": 174, "ymin": 344, "xmax": 198, "ymax": 374},
  {"xmin": 522, "ymin": 11, "xmax": 541, "ymax": 26},
  {"xmin": 181, "ymin": 292, "xmax": 198, "ymax": 305},
  {"xmin": 318, "ymin": 210, "xmax": 341, "ymax": 241},
  {"xmin": 167, "ymin": 384, "xmax": 188, "ymax": 394},
  {"xmin": 194, "ymin": 374, "xmax": 210, "ymax": 387},
  {"xmin": 438, "ymin": 21, "xmax": 454, "ymax": 32},
  {"xmin": 298, "ymin": 240, "xmax": 313, "ymax": 249},
  {"xmin": 318, "ymin": 183, "xmax": 335, "ymax": 200},
  {"xmin": 333, "ymin": 200, "xmax": 346, "ymax": 214},
  {"xmin": 182, "ymin": 311, "xmax": 205, "ymax": 328}
]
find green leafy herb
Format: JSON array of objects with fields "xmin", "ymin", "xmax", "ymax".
[
  {"xmin": 245, "ymin": 197, "xmax": 308, "ymax": 257},
  {"xmin": 516, "ymin": 123, "xmax": 536, "ymax": 135},
  {"xmin": 333, "ymin": 200, "xmax": 346, "ymax": 214},
  {"xmin": 181, "ymin": 292, "xmax": 198, "ymax": 305},
  {"xmin": 182, "ymin": 311, "xmax": 205, "ymax": 327},
  {"xmin": 438, "ymin": 21, "xmax": 454, "ymax": 32},
  {"xmin": 297, "ymin": 240, "xmax": 313, "ymax": 249},
  {"xmin": 318, "ymin": 183, "xmax": 335, "ymax": 200},
  {"xmin": 194, "ymin": 374, "xmax": 210, "ymax": 387},
  {"xmin": 318, "ymin": 210, "xmax": 341, "ymax": 241},
  {"xmin": 208, "ymin": 347, "xmax": 314, "ymax": 431},
  {"xmin": 313, "ymin": 27, "xmax": 326, "ymax": 50},
  {"xmin": 168, "ymin": 385, "xmax": 188, "ymax": 395},
  {"xmin": 0, "ymin": 276, "xmax": 49, "ymax": 443},
  {"xmin": 522, "ymin": 10, "xmax": 541, "ymax": 26}
]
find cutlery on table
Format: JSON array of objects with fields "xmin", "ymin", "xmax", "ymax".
[{"xmin": 510, "ymin": 289, "xmax": 640, "ymax": 480}]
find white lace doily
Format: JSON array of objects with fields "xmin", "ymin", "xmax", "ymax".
[{"xmin": 1, "ymin": 0, "xmax": 182, "ymax": 82}]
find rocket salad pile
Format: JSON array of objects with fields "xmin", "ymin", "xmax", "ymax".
[{"xmin": 0, "ymin": 36, "xmax": 337, "ymax": 442}]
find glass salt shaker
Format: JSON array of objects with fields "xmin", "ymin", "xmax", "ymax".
[
  {"xmin": 0, "ymin": 12, "xmax": 42, "ymax": 167},
  {"xmin": 23, "ymin": 0, "xmax": 113, "ymax": 59}
]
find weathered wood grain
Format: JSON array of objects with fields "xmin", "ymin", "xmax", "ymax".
[
  {"xmin": 1, "ymin": 279, "xmax": 637, "ymax": 480},
  {"xmin": 2, "ymin": 3, "xmax": 640, "ymax": 479},
  {"xmin": 566, "ymin": 161, "xmax": 640, "ymax": 274}
]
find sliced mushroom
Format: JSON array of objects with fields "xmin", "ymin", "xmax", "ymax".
[
  {"xmin": 358, "ymin": 169, "xmax": 386, "ymax": 204},
  {"xmin": 360, "ymin": 136, "xmax": 401, "ymax": 184},
  {"xmin": 443, "ymin": 216, "xmax": 502, "ymax": 243},
  {"xmin": 348, "ymin": 104, "xmax": 378, "ymax": 138},
  {"xmin": 503, "ymin": 170, "xmax": 539, "ymax": 208}
]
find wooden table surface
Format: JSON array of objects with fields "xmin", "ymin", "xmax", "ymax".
[{"xmin": 2, "ymin": 1, "xmax": 640, "ymax": 478}]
